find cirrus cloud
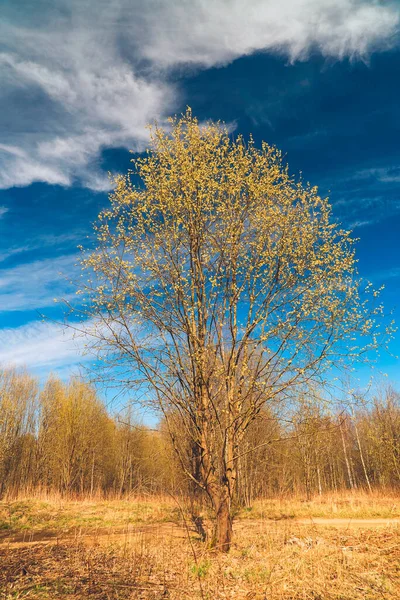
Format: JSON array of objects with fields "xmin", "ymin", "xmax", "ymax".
[
  {"xmin": 0, "ymin": 254, "xmax": 77, "ymax": 312},
  {"xmin": 0, "ymin": 319, "xmax": 89, "ymax": 373},
  {"xmin": 0, "ymin": 0, "xmax": 399, "ymax": 191}
]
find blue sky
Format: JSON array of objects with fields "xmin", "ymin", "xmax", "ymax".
[{"xmin": 0, "ymin": 0, "xmax": 399, "ymax": 390}]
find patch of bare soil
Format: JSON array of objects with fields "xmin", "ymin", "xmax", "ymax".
[
  {"xmin": 2, "ymin": 517, "xmax": 398, "ymax": 549},
  {"xmin": 0, "ymin": 522, "xmax": 185, "ymax": 548},
  {"xmin": 297, "ymin": 517, "xmax": 400, "ymax": 528},
  {"xmin": 1, "ymin": 519, "xmax": 400, "ymax": 599}
]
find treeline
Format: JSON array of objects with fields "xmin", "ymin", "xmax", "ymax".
[
  {"xmin": 0, "ymin": 368, "xmax": 174, "ymax": 497},
  {"xmin": 1, "ymin": 367, "xmax": 400, "ymax": 500}
]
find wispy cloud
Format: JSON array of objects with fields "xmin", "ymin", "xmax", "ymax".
[
  {"xmin": 0, "ymin": 206, "xmax": 9, "ymax": 218},
  {"xmin": 347, "ymin": 218, "xmax": 374, "ymax": 229},
  {"xmin": 0, "ymin": 254, "xmax": 77, "ymax": 312},
  {"xmin": 140, "ymin": 0, "xmax": 400, "ymax": 67},
  {"xmin": 0, "ymin": 319, "xmax": 88, "ymax": 371},
  {"xmin": 0, "ymin": 231, "xmax": 84, "ymax": 264},
  {"xmin": 0, "ymin": 0, "xmax": 398, "ymax": 190},
  {"xmin": 355, "ymin": 166, "xmax": 400, "ymax": 183},
  {"xmin": 331, "ymin": 191, "xmax": 400, "ymax": 228}
]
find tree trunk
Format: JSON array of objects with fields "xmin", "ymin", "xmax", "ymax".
[
  {"xmin": 351, "ymin": 409, "xmax": 372, "ymax": 493},
  {"xmin": 340, "ymin": 419, "xmax": 355, "ymax": 489},
  {"xmin": 212, "ymin": 495, "xmax": 233, "ymax": 552},
  {"xmin": 317, "ymin": 464, "xmax": 323, "ymax": 496}
]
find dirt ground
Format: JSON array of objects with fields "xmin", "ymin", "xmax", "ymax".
[
  {"xmin": 1, "ymin": 498, "xmax": 399, "ymax": 599},
  {"xmin": 1, "ymin": 516, "xmax": 399, "ymax": 546}
]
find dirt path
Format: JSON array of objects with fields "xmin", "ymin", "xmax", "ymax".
[
  {"xmin": 1, "ymin": 517, "xmax": 398, "ymax": 548},
  {"xmin": 0, "ymin": 522, "xmax": 185, "ymax": 547},
  {"xmin": 296, "ymin": 517, "xmax": 400, "ymax": 528}
]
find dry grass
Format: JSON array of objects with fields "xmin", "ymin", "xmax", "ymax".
[
  {"xmin": 242, "ymin": 490, "xmax": 400, "ymax": 521},
  {"xmin": 1, "ymin": 521, "xmax": 399, "ymax": 599},
  {"xmin": 1, "ymin": 491, "xmax": 399, "ymax": 536},
  {"xmin": 1, "ymin": 493, "xmax": 400, "ymax": 599},
  {"xmin": 0, "ymin": 496, "xmax": 179, "ymax": 535}
]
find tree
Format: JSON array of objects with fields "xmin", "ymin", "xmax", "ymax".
[
  {"xmin": 77, "ymin": 109, "xmax": 390, "ymax": 550},
  {"xmin": 359, "ymin": 386, "xmax": 400, "ymax": 487},
  {"xmin": 39, "ymin": 376, "xmax": 115, "ymax": 495},
  {"xmin": 0, "ymin": 368, "xmax": 38, "ymax": 496}
]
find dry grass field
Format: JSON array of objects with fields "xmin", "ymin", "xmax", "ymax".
[{"xmin": 1, "ymin": 493, "xmax": 399, "ymax": 599}]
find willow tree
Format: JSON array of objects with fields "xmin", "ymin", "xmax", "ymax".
[{"xmin": 78, "ymin": 110, "xmax": 388, "ymax": 550}]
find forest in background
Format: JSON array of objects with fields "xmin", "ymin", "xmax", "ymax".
[{"xmin": 1, "ymin": 366, "xmax": 400, "ymax": 504}]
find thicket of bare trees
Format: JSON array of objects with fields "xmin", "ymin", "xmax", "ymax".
[
  {"xmin": 0, "ymin": 368, "xmax": 173, "ymax": 497},
  {"xmin": 1, "ymin": 366, "xmax": 400, "ymax": 502}
]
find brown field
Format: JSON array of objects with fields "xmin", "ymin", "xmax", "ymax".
[{"xmin": 1, "ymin": 493, "xmax": 399, "ymax": 600}]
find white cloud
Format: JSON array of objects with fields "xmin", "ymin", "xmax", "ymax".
[
  {"xmin": 0, "ymin": 313, "xmax": 140, "ymax": 376},
  {"xmin": 0, "ymin": 0, "xmax": 398, "ymax": 190},
  {"xmin": 348, "ymin": 218, "xmax": 374, "ymax": 229},
  {"xmin": 140, "ymin": 0, "xmax": 400, "ymax": 68},
  {"xmin": 0, "ymin": 206, "xmax": 9, "ymax": 218},
  {"xmin": 355, "ymin": 166, "xmax": 400, "ymax": 183},
  {"xmin": 0, "ymin": 254, "xmax": 77, "ymax": 312},
  {"xmin": 0, "ymin": 319, "xmax": 88, "ymax": 371},
  {"xmin": 0, "ymin": 231, "xmax": 84, "ymax": 263}
]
